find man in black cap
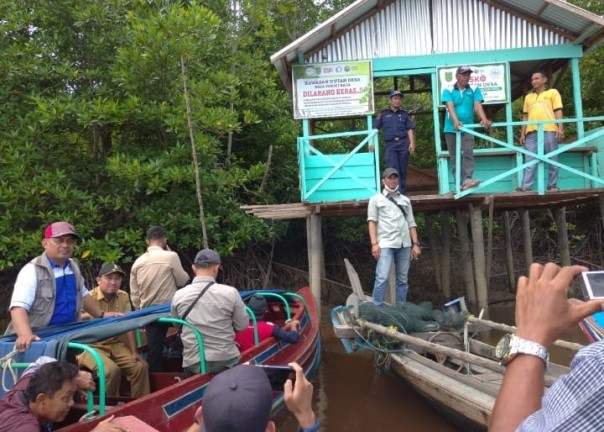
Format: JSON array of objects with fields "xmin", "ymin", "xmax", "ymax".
[
  {"xmin": 5, "ymin": 222, "xmax": 114, "ymax": 352},
  {"xmin": 186, "ymin": 362, "xmax": 319, "ymax": 432},
  {"xmin": 442, "ymin": 66, "xmax": 492, "ymax": 191},
  {"xmin": 374, "ymin": 89, "xmax": 416, "ymax": 193},
  {"xmin": 367, "ymin": 168, "xmax": 421, "ymax": 305},
  {"xmin": 130, "ymin": 225, "xmax": 189, "ymax": 372},
  {"xmin": 76, "ymin": 263, "xmax": 150, "ymax": 398},
  {"xmin": 171, "ymin": 249, "xmax": 249, "ymax": 375}
]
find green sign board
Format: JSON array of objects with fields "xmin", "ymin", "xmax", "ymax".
[
  {"xmin": 437, "ymin": 63, "xmax": 509, "ymax": 105},
  {"xmin": 292, "ymin": 60, "xmax": 374, "ymax": 119}
]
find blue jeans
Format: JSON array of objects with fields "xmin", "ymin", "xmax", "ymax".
[
  {"xmin": 385, "ymin": 141, "xmax": 410, "ymax": 192},
  {"xmin": 372, "ymin": 247, "xmax": 411, "ymax": 306},
  {"xmin": 521, "ymin": 131, "xmax": 559, "ymax": 189}
]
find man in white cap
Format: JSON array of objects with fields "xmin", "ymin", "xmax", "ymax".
[
  {"xmin": 368, "ymin": 169, "xmax": 421, "ymax": 305},
  {"xmin": 442, "ymin": 66, "xmax": 492, "ymax": 191},
  {"xmin": 171, "ymin": 249, "xmax": 248, "ymax": 375},
  {"xmin": 4, "ymin": 222, "xmax": 119, "ymax": 352}
]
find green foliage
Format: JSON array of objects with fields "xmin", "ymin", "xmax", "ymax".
[{"xmin": 0, "ymin": 0, "xmax": 311, "ymax": 270}]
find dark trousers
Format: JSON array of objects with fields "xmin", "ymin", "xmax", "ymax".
[
  {"xmin": 385, "ymin": 141, "xmax": 410, "ymax": 192},
  {"xmin": 145, "ymin": 322, "xmax": 171, "ymax": 373}
]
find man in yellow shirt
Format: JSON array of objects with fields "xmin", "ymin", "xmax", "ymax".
[
  {"xmin": 517, "ymin": 71, "xmax": 564, "ymax": 192},
  {"xmin": 77, "ymin": 263, "xmax": 150, "ymax": 398}
]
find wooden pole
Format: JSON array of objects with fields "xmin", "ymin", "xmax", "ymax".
[
  {"xmin": 456, "ymin": 209, "xmax": 476, "ymax": 307},
  {"xmin": 520, "ymin": 209, "xmax": 533, "ymax": 271},
  {"xmin": 599, "ymin": 193, "xmax": 604, "ymax": 232},
  {"xmin": 555, "ymin": 207, "xmax": 571, "ymax": 266},
  {"xmin": 359, "ymin": 320, "xmax": 557, "ymax": 385},
  {"xmin": 308, "ymin": 213, "xmax": 323, "ymax": 320},
  {"xmin": 470, "ymin": 205, "xmax": 489, "ymax": 317},
  {"xmin": 468, "ymin": 317, "xmax": 584, "ymax": 351},
  {"xmin": 426, "ymin": 213, "xmax": 442, "ymax": 292},
  {"xmin": 503, "ymin": 211, "xmax": 516, "ymax": 293},
  {"xmin": 441, "ymin": 211, "xmax": 451, "ymax": 299},
  {"xmin": 486, "ymin": 197, "xmax": 495, "ymax": 291}
]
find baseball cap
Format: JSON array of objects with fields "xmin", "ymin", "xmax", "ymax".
[
  {"xmin": 456, "ymin": 66, "xmax": 473, "ymax": 74},
  {"xmin": 98, "ymin": 263, "xmax": 125, "ymax": 277},
  {"xmin": 247, "ymin": 295, "xmax": 268, "ymax": 318},
  {"xmin": 201, "ymin": 365, "xmax": 272, "ymax": 432},
  {"xmin": 146, "ymin": 225, "xmax": 167, "ymax": 240},
  {"xmin": 194, "ymin": 249, "xmax": 221, "ymax": 266},
  {"xmin": 388, "ymin": 90, "xmax": 403, "ymax": 98},
  {"xmin": 382, "ymin": 167, "xmax": 399, "ymax": 178},
  {"xmin": 44, "ymin": 222, "xmax": 80, "ymax": 240}
]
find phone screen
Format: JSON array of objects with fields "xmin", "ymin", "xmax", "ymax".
[
  {"xmin": 256, "ymin": 365, "xmax": 295, "ymax": 391},
  {"xmin": 584, "ymin": 271, "xmax": 604, "ymax": 298}
]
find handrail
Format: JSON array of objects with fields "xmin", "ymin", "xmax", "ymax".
[
  {"xmin": 450, "ymin": 116, "xmax": 604, "ymax": 198},
  {"xmin": 252, "ymin": 293, "xmax": 291, "ymax": 321},
  {"xmin": 157, "ymin": 317, "xmax": 207, "ymax": 374},
  {"xmin": 244, "ymin": 306, "xmax": 260, "ymax": 346},
  {"xmin": 68, "ymin": 342, "xmax": 106, "ymax": 416},
  {"xmin": 282, "ymin": 292, "xmax": 309, "ymax": 319}
]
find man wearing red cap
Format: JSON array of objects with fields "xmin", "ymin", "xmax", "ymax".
[{"xmin": 4, "ymin": 222, "xmax": 119, "ymax": 352}]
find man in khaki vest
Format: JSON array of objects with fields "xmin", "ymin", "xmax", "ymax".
[{"xmin": 5, "ymin": 222, "xmax": 119, "ymax": 352}]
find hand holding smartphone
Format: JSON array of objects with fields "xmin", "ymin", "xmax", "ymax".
[
  {"xmin": 256, "ymin": 365, "xmax": 296, "ymax": 391},
  {"xmin": 580, "ymin": 271, "xmax": 604, "ymax": 300}
]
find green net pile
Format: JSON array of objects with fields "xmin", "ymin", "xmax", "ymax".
[{"xmin": 358, "ymin": 301, "xmax": 467, "ymax": 334}]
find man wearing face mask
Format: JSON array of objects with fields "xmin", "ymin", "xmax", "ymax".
[{"xmin": 368, "ymin": 168, "xmax": 421, "ymax": 306}]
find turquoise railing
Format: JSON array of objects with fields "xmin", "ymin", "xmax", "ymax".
[
  {"xmin": 157, "ymin": 317, "xmax": 207, "ymax": 374},
  {"xmin": 252, "ymin": 293, "xmax": 292, "ymax": 321},
  {"xmin": 244, "ymin": 306, "xmax": 260, "ymax": 347},
  {"xmin": 451, "ymin": 116, "xmax": 604, "ymax": 199},
  {"xmin": 68, "ymin": 342, "xmax": 106, "ymax": 416}
]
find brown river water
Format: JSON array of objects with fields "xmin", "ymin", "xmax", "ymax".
[{"xmin": 275, "ymin": 302, "xmax": 590, "ymax": 432}]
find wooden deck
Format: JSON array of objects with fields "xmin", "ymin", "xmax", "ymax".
[{"xmin": 242, "ymin": 188, "xmax": 604, "ymax": 220}]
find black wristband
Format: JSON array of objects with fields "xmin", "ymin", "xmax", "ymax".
[{"xmin": 99, "ymin": 311, "xmax": 105, "ymax": 319}]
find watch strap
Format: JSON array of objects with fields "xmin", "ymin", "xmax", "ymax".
[{"xmin": 505, "ymin": 335, "xmax": 549, "ymax": 368}]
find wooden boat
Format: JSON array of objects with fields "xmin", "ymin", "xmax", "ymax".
[
  {"xmin": 0, "ymin": 287, "xmax": 320, "ymax": 432},
  {"xmin": 332, "ymin": 304, "xmax": 575, "ymax": 431}
]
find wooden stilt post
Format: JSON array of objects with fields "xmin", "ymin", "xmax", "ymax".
[
  {"xmin": 485, "ymin": 197, "xmax": 494, "ymax": 291},
  {"xmin": 599, "ymin": 193, "xmax": 604, "ymax": 232},
  {"xmin": 426, "ymin": 213, "xmax": 442, "ymax": 292},
  {"xmin": 441, "ymin": 211, "xmax": 451, "ymax": 299},
  {"xmin": 456, "ymin": 209, "xmax": 476, "ymax": 308},
  {"xmin": 470, "ymin": 204, "xmax": 489, "ymax": 318},
  {"xmin": 503, "ymin": 211, "xmax": 516, "ymax": 293},
  {"xmin": 308, "ymin": 212, "xmax": 323, "ymax": 320},
  {"xmin": 555, "ymin": 207, "xmax": 571, "ymax": 266},
  {"xmin": 520, "ymin": 209, "xmax": 533, "ymax": 271}
]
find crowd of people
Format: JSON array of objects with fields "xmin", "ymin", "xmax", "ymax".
[{"xmin": 2, "ymin": 222, "xmax": 307, "ymax": 431}]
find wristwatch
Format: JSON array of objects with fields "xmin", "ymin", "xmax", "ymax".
[
  {"xmin": 495, "ymin": 334, "xmax": 549, "ymax": 368},
  {"xmin": 412, "ymin": 241, "xmax": 421, "ymax": 247}
]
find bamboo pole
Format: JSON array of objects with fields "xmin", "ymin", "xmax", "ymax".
[
  {"xmin": 468, "ymin": 316, "xmax": 584, "ymax": 351},
  {"xmin": 520, "ymin": 209, "xmax": 533, "ymax": 271},
  {"xmin": 426, "ymin": 213, "xmax": 442, "ymax": 291},
  {"xmin": 503, "ymin": 211, "xmax": 516, "ymax": 293},
  {"xmin": 359, "ymin": 320, "xmax": 557, "ymax": 386},
  {"xmin": 456, "ymin": 209, "xmax": 476, "ymax": 306},
  {"xmin": 470, "ymin": 205, "xmax": 489, "ymax": 316},
  {"xmin": 441, "ymin": 211, "xmax": 451, "ymax": 299},
  {"xmin": 555, "ymin": 207, "xmax": 571, "ymax": 266}
]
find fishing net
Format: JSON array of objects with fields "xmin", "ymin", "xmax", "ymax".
[
  {"xmin": 358, "ymin": 301, "xmax": 467, "ymax": 334},
  {"xmin": 357, "ymin": 301, "xmax": 468, "ymax": 371}
]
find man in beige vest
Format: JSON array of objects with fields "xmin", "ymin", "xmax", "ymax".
[{"xmin": 130, "ymin": 225, "xmax": 189, "ymax": 372}]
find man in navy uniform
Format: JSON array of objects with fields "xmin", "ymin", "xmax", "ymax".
[{"xmin": 374, "ymin": 90, "xmax": 416, "ymax": 193}]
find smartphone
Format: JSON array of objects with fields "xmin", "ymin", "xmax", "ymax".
[
  {"xmin": 580, "ymin": 271, "xmax": 604, "ymax": 300},
  {"xmin": 256, "ymin": 365, "xmax": 295, "ymax": 391}
]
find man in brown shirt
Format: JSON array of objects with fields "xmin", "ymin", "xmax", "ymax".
[
  {"xmin": 130, "ymin": 226, "xmax": 190, "ymax": 372},
  {"xmin": 77, "ymin": 263, "xmax": 150, "ymax": 398}
]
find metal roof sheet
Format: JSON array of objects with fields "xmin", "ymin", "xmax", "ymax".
[{"xmin": 271, "ymin": 0, "xmax": 604, "ymax": 88}]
